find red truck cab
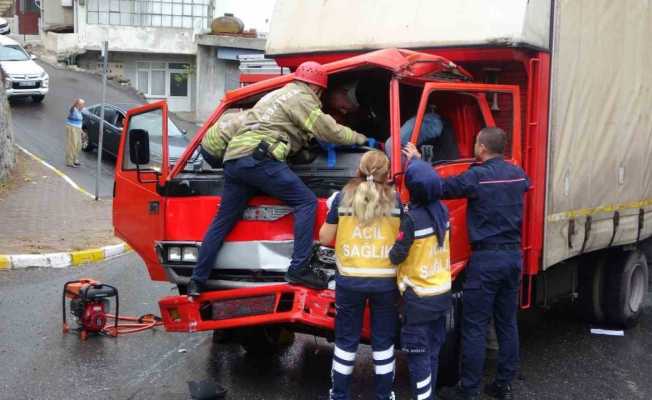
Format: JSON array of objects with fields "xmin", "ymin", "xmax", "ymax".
[{"xmin": 113, "ymin": 48, "xmax": 544, "ymax": 383}]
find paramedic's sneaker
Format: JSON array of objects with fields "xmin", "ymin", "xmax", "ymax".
[
  {"xmin": 484, "ymin": 382, "xmax": 513, "ymax": 400},
  {"xmin": 187, "ymin": 280, "xmax": 204, "ymax": 297},
  {"xmin": 285, "ymin": 268, "xmax": 328, "ymax": 289}
]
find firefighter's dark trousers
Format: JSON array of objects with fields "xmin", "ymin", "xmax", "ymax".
[
  {"xmin": 461, "ymin": 250, "xmax": 522, "ymax": 396},
  {"xmin": 330, "ymin": 286, "xmax": 399, "ymax": 400},
  {"xmin": 191, "ymin": 156, "xmax": 317, "ymax": 283},
  {"xmin": 401, "ymin": 312, "xmax": 447, "ymax": 400}
]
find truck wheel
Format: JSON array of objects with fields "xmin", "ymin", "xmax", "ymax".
[
  {"xmin": 238, "ymin": 326, "xmax": 295, "ymax": 355},
  {"xmin": 576, "ymin": 253, "xmax": 607, "ymax": 323},
  {"xmin": 604, "ymin": 250, "xmax": 649, "ymax": 328},
  {"xmin": 437, "ymin": 291, "xmax": 462, "ymax": 387}
]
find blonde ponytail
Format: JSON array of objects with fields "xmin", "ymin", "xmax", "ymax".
[{"xmin": 341, "ymin": 151, "xmax": 395, "ymax": 225}]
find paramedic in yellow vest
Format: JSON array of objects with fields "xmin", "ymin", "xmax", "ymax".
[
  {"xmin": 188, "ymin": 61, "xmax": 369, "ymax": 295},
  {"xmin": 319, "ymin": 150, "xmax": 401, "ymax": 400},
  {"xmin": 389, "ymin": 159, "xmax": 451, "ymax": 400}
]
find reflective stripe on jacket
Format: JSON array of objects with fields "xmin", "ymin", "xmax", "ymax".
[
  {"xmin": 200, "ymin": 111, "xmax": 248, "ymax": 160},
  {"xmin": 223, "ymin": 81, "xmax": 366, "ymax": 162},
  {"xmin": 398, "ymin": 229, "xmax": 452, "ymax": 297},
  {"xmin": 335, "ymin": 207, "xmax": 401, "ymax": 278}
]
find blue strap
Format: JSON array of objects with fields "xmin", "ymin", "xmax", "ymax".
[
  {"xmin": 326, "ymin": 144, "xmax": 337, "ymax": 168},
  {"xmin": 367, "ymin": 138, "xmax": 377, "ymax": 148}
]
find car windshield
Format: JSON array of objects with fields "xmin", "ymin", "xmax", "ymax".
[
  {"xmin": 126, "ymin": 110, "xmax": 183, "ymax": 137},
  {"xmin": 0, "ymin": 45, "xmax": 30, "ymax": 62}
]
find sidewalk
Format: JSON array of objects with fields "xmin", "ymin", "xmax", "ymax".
[{"xmin": 0, "ymin": 148, "xmax": 122, "ymax": 257}]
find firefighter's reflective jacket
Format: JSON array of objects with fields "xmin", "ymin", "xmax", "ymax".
[
  {"xmin": 200, "ymin": 110, "xmax": 249, "ymax": 161},
  {"xmin": 224, "ymin": 81, "xmax": 366, "ymax": 163}
]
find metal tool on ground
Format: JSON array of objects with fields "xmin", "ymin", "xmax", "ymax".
[{"xmin": 62, "ymin": 278, "xmax": 162, "ymax": 340}]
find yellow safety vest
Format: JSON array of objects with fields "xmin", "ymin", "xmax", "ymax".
[
  {"xmin": 335, "ymin": 207, "xmax": 401, "ymax": 278},
  {"xmin": 398, "ymin": 227, "xmax": 451, "ymax": 297}
]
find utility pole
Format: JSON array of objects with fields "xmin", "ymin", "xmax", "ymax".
[{"xmin": 95, "ymin": 41, "xmax": 108, "ymax": 201}]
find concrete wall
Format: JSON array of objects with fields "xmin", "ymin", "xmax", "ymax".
[
  {"xmin": 41, "ymin": 0, "xmax": 73, "ymax": 30},
  {"xmin": 196, "ymin": 45, "xmax": 240, "ymax": 121},
  {"xmin": 0, "ymin": 84, "xmax": 15, "ymax": 183}
]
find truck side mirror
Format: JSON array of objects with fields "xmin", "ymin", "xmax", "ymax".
[{"xmin": 129, "ymin": 129, "xmax": 150, "ymax": 165}]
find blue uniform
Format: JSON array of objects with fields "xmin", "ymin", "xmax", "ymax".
[
  {"xmin": 327, "ymin": 192, "xmax": 400, "ymax": 400},
  {"xmin": 390, "ymin": 160, "xmax": 451, "ymax": 400},
  {"xmin": 442, "ymin": 157, "xmax": 529, "ymax": 396}
]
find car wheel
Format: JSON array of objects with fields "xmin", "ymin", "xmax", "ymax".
[
  {"xmin": 31, "ymin": 95, "xmax": 45, "ymax": 103},
  {"xmin": 238, "ymin": 326, "xmax": 295, "ymax": 355},
  {"xmin": 604, "ymin": 249, "xmax": 649, "ymax": 328},
  {"xmin": 437, "ymin": 291, "xmax": 462, "ymax": 387},
  {"xmin": 81, "ymin": 129, "xmax": 93, "ymax": 152}
]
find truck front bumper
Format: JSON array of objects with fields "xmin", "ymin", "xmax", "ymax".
[{"xmin": 159, "ymin": 284, "xmax": 364, "ymax": 336}]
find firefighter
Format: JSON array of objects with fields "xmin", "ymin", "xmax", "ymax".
[
  {"xmin": 404, "ymin": 127, "xmax": 529, "ymax": 400},
  {"xmin": 188, "ymin": 61, "xmax": 368, "ymax": 295},
  {"xmin": 198, "ymin": 110, "xmax": 249, "ymax": 169},
  {"xmin": 388, "ymin": 158, "xmax": 451, "ymax": 400},
  {"xmin": 319, "ymin": 150, "xmax": 400, "ymax": 400}
]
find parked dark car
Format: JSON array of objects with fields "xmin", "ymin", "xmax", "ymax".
[{"xmin": 81, "ymin": 103, "xmax": 199, "ymax": 169}]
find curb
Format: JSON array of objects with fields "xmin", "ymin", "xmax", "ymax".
[{"xmin": 0, "ymin": 243, "xmax": 131, "ymax": 270}]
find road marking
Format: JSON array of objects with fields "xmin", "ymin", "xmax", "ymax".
[
  {"xmin": 15, "ymin": 144, "xmax": 96, "ymax": 200},
  {"xmin": 0, "ymin": 255, "xmax": 10, "ymax": 269}
]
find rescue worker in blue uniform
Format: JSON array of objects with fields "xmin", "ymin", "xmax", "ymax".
[
  {"xmin": 319, "ymin": 150, "xmax": 401, "ymax": 400},
  {"xmin": 405, "ymin": 127, "xmax": 529, "ymax": 400},
  {"xmin": 389, "ymin": 159, "xmax": 452, "ymax": 400}
]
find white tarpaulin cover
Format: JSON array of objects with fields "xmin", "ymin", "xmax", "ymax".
[
  {"xmin": 544, "ymin": 0, "xmax": 652, "ymax": 268},
  {"xmin": 266, "ymin": 0, "xmax": 551, "ymax": 55}
]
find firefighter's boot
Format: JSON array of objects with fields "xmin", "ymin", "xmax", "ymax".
[
  {"xmin": 285, "ymin": 267, "xmax": 328, "ymax": 290},
  {"xmin": 187, "ymin": 280, "xmax": 204, "ymax": 297}
]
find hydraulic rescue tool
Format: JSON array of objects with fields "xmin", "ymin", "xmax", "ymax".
[
  {"xmin": 62, "ymin": 278, "xmax": 163, "ymax": 340},
  {"xmin": 62, "ymin": 279, "xmax": 119, "ymax": 340}
]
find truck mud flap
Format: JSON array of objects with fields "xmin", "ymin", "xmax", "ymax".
[{"xmin": 159, "ymin": 284, "xmax": 343, "ymax": 333}]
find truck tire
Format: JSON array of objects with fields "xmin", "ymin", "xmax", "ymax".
[
  {"xmin": 437, "ymin": 291, "xmax": 462, "ymax": 387},
  {"xmin": 238, "ymin": 326, "xmax": 295, "ymax": 355},
  {"xmin": 576, "ymin": 253, "xmax": 607, "ymax": 323},
  {"xmin": 604, "ymin": 250, "xmax": 649, "ymax": 328}
]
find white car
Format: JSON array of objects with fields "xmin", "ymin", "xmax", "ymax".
[
  {"xmin": 0, "ymin": 17, "xmax": 9, "ymax": 35},
  {"xmin": 0, "ymin": 35, "xmax": 49, "ymax": 103}
]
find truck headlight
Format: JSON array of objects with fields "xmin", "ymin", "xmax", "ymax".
[
  {"xmin": 168, "ymin": 246, "xmax": 182, "ymax": 262},
  {"xmin": 181, "ymin": 247, "xmax": 198, "ymax": 262},
  {"xmin": 41, "ymin": 72, "xmax": 49, "ymax": 88}
]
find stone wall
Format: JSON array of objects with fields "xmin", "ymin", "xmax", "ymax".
[{"xmin": 0, "ymin": 84, "xmax": 15, "ymax": 182}]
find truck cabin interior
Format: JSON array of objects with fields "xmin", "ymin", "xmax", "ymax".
[{"xmin": 179, "ymin": 63, "xmax": 518, "ymax": 198}]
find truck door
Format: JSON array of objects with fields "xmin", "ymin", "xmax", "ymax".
[
  {"xmin": 403, "ymin": 82, "xmax": 522, "ymax": 275},
  {"xmin": 113, "ymin": 102, "xmax": 170, "ymax": 281}
]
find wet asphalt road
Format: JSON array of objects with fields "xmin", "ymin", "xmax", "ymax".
[{"xmin": 0, "ymin": 254, "xmax": 650, "ymax": 400}]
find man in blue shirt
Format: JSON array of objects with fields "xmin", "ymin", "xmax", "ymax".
[{"xmin": 404, "ymin": 127, "xmax": 529, "ymax": 400}]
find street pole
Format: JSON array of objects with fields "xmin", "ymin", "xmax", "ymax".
[{"xmin": 95, "ymin": 41, "xmax": 108, "ymax": 201}]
